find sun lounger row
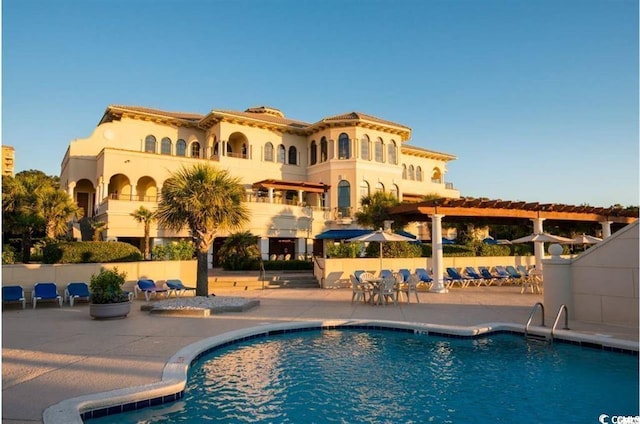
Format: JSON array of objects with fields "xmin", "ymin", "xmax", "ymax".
[{"xmin": 2, "ymin": 279, "xmax": 197, "ymax": 308}]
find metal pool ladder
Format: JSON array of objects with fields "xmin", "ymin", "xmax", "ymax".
[
  {"xmin": 551, "ymin": 304, "xmax": 570, "ymax": 340},
  {"xmin": 524, "ymin": 302, "xmax": 548, "ymax": 342}
]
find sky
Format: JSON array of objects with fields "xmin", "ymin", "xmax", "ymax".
[{"xmin": 2, "ymin": 0, "xmax": 638, "ymax": 208}]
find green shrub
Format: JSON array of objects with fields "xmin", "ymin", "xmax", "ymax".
[
  {"xmin": 420, "ymin": 243, "xmax": 475, "ymax": 257},
  {"xmin": 42, "ymin": 241, "xmax": 143, "ymax": 264},
  {"xmin": 218, "ymin": 232, "xmax": 262, "ymax": 270},
  {"xmin": 327, "ymin": 242, "xmax": 363, "ymax": 258},
  {"xmin": 478, "ymin": 243, "xmax": 512, "ymax": 256},
  {"xmin": 263, "ymin": 260, "xmax": 313, "ymax": 271},
  {"xmin": 365, "ymin": 242, "xmax": 422, "ymax": 258},
  {"xmin": 2, "ymin": 245, "xmax": 16, "ymax": 264},
  {"xmin": 151, "ymin": 239, "xmax": 195, "ymax": 261},
  {"xmin": 89, "ymin": 267, "xmax": 129, "ymax": 304}
]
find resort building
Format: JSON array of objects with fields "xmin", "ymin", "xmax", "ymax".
[
  {"xmin": 60, "ymin": 104, "xmax": 459, "ymax": 265},
  {"xmin": 2, "ymin": 145, "xmax": 15, "ymax": 177}
]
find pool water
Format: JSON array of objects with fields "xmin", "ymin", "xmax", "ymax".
[{"xmin": 89, "ymin": 329, "xmax": 639, "ymax": 423}]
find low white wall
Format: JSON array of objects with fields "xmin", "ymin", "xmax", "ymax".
[
  {"xmin": 544, "ymin": 221, "xmax": 638, "ymax": 328},
  {"xmin": 315, "ymin": 255, "xmax": 536, "ymax": 288},
  {"xmin": 2, "ymin": 260, "xmax": 197, "ymax": 301}
]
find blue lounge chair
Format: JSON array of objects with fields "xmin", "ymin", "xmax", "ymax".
[
  {"xmin": 495, "ymin": 266, "xmax": 517, "ymax": 284},
  {"xmin": 354, "ymin": 270, "xmax": 366, "ymax": 283},
  {"xmin": 165, "ymin": 279, "xmax": 196, "ymax": 297},
  {"xmin": 3, "ymin": 285, "xmax": 26, "ymax": 309},
  {"xmin": 65, "ymin": 282, "xmax": 90, "ymax": 306},
  {"xmin": 478, "ymin": 267, "xmax": 504, "ymax": 286},
  {"xmin": 446, "ymin": 268, "xmax": 471, "ymax": 288},
  {"xmin": 398, "ymin": 269, "xmax": 411, "ymax": 282},
  {"xmin": 380, "ymin": 270, "xmax": 393, "ymax": 279},
  {"xmin": 505, "ymin": 266, "xmax": 524, "ymax": 284},
  {"xmin": 415, "ymin": 268, "xmax": 433, "ymax": 283},
  {"xmin": 32, "ymin": 282, "xmax": 63, "ymax": 308},
  {"xmin": 464, "ymin": 267, "xmax": 487, "ymax": 286},
  {"xmin": 134, "ymin": 279, "xmax": 169, "ymax": 301}
]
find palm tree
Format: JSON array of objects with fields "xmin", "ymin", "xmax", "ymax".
[
  {"xmin": 130, "ymin": 206, "xmax": 155, "ymax": 259},
  {"xmin": 355, "ymin": 191, "xmax": 406, "ymax": 231},
  {"xmin": 89, "ymin": 218, "xmax": 108, "ymax": 241},
  {"xmin": 156, "ymin": 164, "xmax": 250, "ymax": 296},
  {"xmin": 38, "ymin": 186, "xmax": 83, "ymax": 239}
]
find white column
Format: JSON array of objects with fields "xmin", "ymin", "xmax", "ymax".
[
  {"xmin": 298, "ymin": 190, "xmax": 304, "ymax": 205},
  {"xmin": 430, "ymin": 214, "xmax": 448, "ymax": 293},
  {"xmin": 260, "ymin": 237, "xmax": 270, "ymax": 260},
  {"xmin": 531, "ymin": 218, "xmax": 545, "ymax": 270},
  {"xmin": 600, "ymin": 221, "xmax": 612, "ymax": 238},
  {"xmin": 67, "ymin": 181, "xmax": 76, "ymax": 197},
  {"xmin": 268, "ymin": 188, "xmax": 274, "ymax": 203}
]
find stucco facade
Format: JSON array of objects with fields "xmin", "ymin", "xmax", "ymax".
[{"xmin": 60, "ymin": 105, "xmax": 459, "ymax": 264}]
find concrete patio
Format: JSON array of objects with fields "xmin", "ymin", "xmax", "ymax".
[{"xmin": 2, "ymin": 285, "xmax": 638, "ymax": 423}]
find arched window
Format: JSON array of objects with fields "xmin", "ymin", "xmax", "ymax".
[
  {"xmin": 144, "ymin": 135, "xmax": 156, "ymax": 153},
  {"xmin": 288, "ymin": 146, "xmax": 297, "ymax": 165},
  {"xmin": 374, "ymin": 138, "xmax": 384, "ymax": 162},
  {"xmin": 408, "ymin": 165, "xmax": 415, "ymax": 180},
  {"xmin": 402, "ymin": 164, "xmax": 407, "ymax": 179},
  {"xmin": 191, "ymin": 142, "xmax": 201, "ymax": 158},
  {"xmin": 241, "ymin": 143, "xmax": 247, "ymax": 158},
  {"xmin": 310, "ymin": 141, "xmax": 317, "ymax": 165},
  {"xmin": 338, "ymin": 133, "xmax": 350, "ymax": 159},
  {"xmin": 432, "ymin": 168, "xmax": 442, "ymax": 183},
  {"xmin": 264, "ymin": 142, "xmax": 274, "ymax": 162},
  {"xmin": 390, "ymin": 184, "xmax": 399, "ymax": 199},
  {"xmin": 416, "ymin": 166, "xmax": 423, "ymax": 181},
  {"xmin": 320, "ymin": 137, "xmax": 328, "ymax": 162},
  {"xmin": 160, "ymin": 137, "xmax": 171, "ymax": 155},
  {"xmin": 360, "ymin": 135, "xmax": 370, "ymax": 160},
  {"xmin": 337, "ymin": 180, "xmax": 351, "ymax": 216},
  {"xmin": 387, "ymin": 140, "xmax": 397, "ymax": 165},
  {"xmin": 176, "ymin": 139, "xmax": 186, "ymax": 156},
  {"xmin": 277, "ymin": 145, "xmax": 286, "ymax": 163},
  {"xmin": 213, "ymin": 142, "xmax": 219, "ymax": 157},
  {"xmin": 359, "ymin": 180, "xmax": 370, "ymax": 199},
  {"xmin": 375, "ymin": 182, "xmax": 384, "ymax": 193}
]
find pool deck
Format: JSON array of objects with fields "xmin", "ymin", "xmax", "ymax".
[{"xmin": 3, "ymin": 284, "xmax": 638, "ymax": 423}]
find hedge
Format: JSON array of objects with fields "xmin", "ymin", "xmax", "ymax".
[
  {"xmin": 263, "ymin": 260, "xmax": 313, "ymax": 271},
  {"xmin": 42, "ymin": 241, "xmax": 143, "ymax": 264}
]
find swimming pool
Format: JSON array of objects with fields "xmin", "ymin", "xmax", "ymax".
[{"xmin": 85, "ymin": 325, "xmax": 638, "ymax": 423}]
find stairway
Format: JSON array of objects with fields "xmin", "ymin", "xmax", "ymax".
[{"xmin": 209, "ymin": 270, "xmax": 319, "ymax": 290}]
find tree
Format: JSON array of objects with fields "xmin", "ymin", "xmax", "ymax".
[
  {"xmin": 130, "ymin": 206, "xmax": 155, "ymax": 259},
  {"xmin": 90, "ymin": 218, "xmax": 108, "ymax": 241},
  {"xmin": 2, "ymin": 170, "xmax": 75, "ymax": 262},
  {"xmin": 217, "ymin": 231, "xmax": 261, "ymax": 270},
  {"xmin": 155, "ymin": 164, "xmax": 250, "ymax": 296},
  {"xmin": 355, "ymin": 191, "xmax": 407, "ymax": 231},
  {"xmin": 38, "ymin": 186, "xmax": 83, "ymax": 239}
]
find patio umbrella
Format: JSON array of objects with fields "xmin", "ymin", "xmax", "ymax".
[
  {"xmin": 347, "ymin": 229, "xmax": 415, "ymax": 270},
  {"xmin": 570, "ymin": 234, "xmax": 602, "ymax": 245},
  {"xmin": 510, "ymin": 233, "xmax": 573, "ymax": 244}
]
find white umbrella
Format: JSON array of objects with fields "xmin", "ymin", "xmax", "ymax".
[
  {"xmin": 570, "ymin": 234, "xmax": 602, "ymax": 244},
  {"xmin": 347, "ymin": 229, "xmax": 415, "ymax": 270},
  {"xmin": 510, "ymin": 233, "xmax": 573, "ymax": 244}
]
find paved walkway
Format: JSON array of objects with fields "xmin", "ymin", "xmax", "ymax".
[{"xmin": 2, "ymin": 286, "xmax": 637, "ymax": 423}]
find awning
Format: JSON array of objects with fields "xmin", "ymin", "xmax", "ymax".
[
  {"xmin": 252, "ymin": 179, "xmax": 330, "ymax": 193},
  {"xmin": 315, "ymin": 229, "xmax": 417, "ymax": 240}
]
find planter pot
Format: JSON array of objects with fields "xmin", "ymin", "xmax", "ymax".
[{"xmin": 89, "ymin": 301, "xmax": 131, "ymax": 320}]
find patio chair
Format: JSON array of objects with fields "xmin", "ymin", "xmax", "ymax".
[
  {"xmin": 165, "ymin": 279, "xmax": 196, "ymax": 297},
  {"xmin": 397, "ymin": 273, "xmax": 420, "ymax": 303},
  {"xmin": 521, "ymin": 268, "xmax": 543, "ymax": 294},
  {"xmin": 398, "ymin": 269, "xmax": 411, "ymax": 282},
  {"xmin": 464, "ymin": 267, "xmax": 487, "ymax": 286},
  {"xmin": 354, "ymin": 270, "xmax": 366, "ymax": 283},
  {"xmin": 134, "ymin": 279, "xmax": 169, "ymax": 301},
  {"xmin": 380, "ymin": 269, "xmax": 393, "ymax": 279},
  {"xmin": 32, "ymin": 282, "xmax": 63, "ymax": 308},
  {"xmin": 446, "ymin": 268, "xmax": 471, "ymax": 288},
  {"xmin": 495, "ymin": 266, "xmax": 517, "ymax": 284},
  {"xmin": 350, "ymin": 274, "xmax": 371, "ymax": 304},
  {"xmin": 2, "ymin": 285, "xmax": 26, "ymax": 309},
  {"xmin": 64, "ymin": 282, "xmax": 90, "ymax": 306},
  {"xmin": 414, "ymin": 268, "xmax": 433, "ymax": 290},
  {"xmin": 373, "ymin": 277, "xmax": 397, "ymax": 305},
  {"xmin": 505, "ymin": 266, "xmax": 524, "ymax": 284},
  {"xmin": 479, "ymin": 266, "xmax": 508, "ymax": 286}
]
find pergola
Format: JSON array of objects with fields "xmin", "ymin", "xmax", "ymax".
[{"xmin": 388, "ymin": 198, "xmax": 638, "ymax": 293}]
